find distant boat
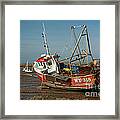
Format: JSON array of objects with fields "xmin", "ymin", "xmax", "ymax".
[{"xmin": 23, "ymin": 60, "xmax": 32, "ymax": 73}]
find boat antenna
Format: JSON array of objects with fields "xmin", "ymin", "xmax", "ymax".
[{"xmin": 42, "ymin": 22, "xmax": 50, "ymax": 55}]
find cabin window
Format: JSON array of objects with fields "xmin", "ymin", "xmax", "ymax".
[
  {"xmin": 34, "ymin": 62, "xmax": 40, "ymax": 68},
  {"xmin": 38, "ymin": 62, "xmax": 46, "ymax": 68},
  {"xmin": 47, "ymin": 60, "xmax": 52, "ymax": 66},
  {"xmin": 43, "ymin": 62, "xmax": 46, "ymax": 68},
  {"xmin": 38, "ymin": 62, "xmax": 41, "ymax": 66}
]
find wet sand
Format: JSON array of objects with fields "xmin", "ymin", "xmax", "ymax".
[{"xmin": 20, "ymin": 67, "xmax": 100, "ymax": 100}]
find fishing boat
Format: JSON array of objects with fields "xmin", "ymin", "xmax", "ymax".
[
  {"xmin": 33, "ymin": 23, "xmax": 100, "ymax": 90},
  {"xmin": 23, "ymin": 60, "xmax": 33, "ymax": 73}
]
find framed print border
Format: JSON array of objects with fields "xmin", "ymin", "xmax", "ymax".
[{"xmin": 0, "ymin": 0, "xmax": 119, "ymax": 119}]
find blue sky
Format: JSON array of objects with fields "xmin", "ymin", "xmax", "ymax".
[{"xmin": 20, "ymin": 20, "xmax": 100, "ymax": 64}]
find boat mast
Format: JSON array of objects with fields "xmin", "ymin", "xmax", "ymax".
[
  {"xmin": 69, "ymin": 25, "xmax": 93, "ymax": 64},
  {"xmin": 42, "ymin": 23, "xmax": 50, "ymax": 55},
  {"xmin": 69, "ymin": 25, "xmax": 86, "ymax": 63},
  {"xmin": 26, "ymin": 60, "xmax": 28, "ymax": 71},
  {"xmin": 71, "ymin": 25, "xmax": 81, "ymax": 65}
]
